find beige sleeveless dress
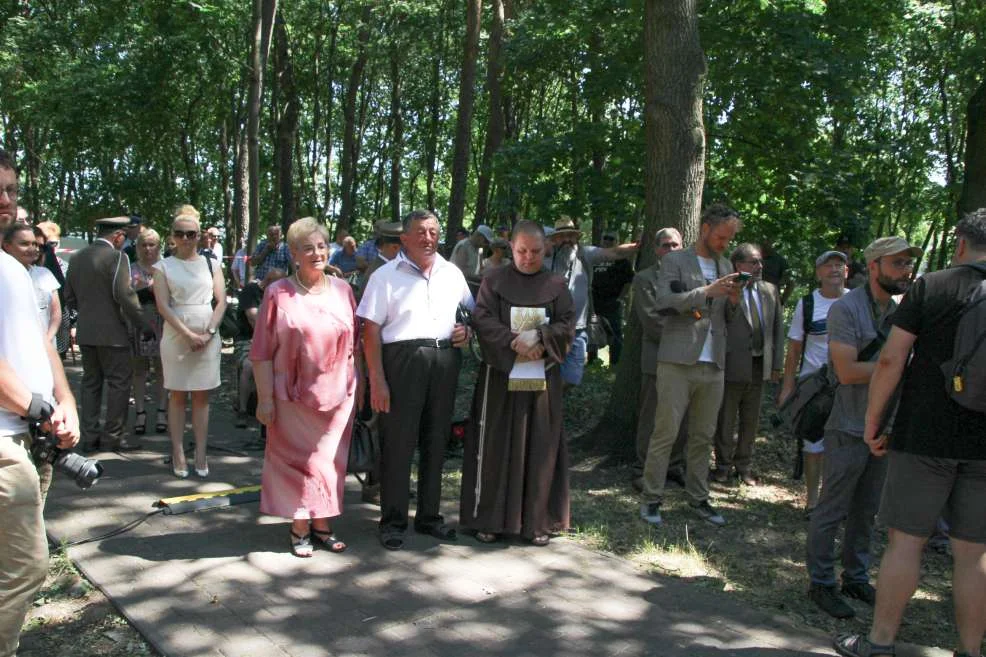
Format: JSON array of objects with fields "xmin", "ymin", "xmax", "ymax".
[{"xmin": 155, "ymin": 255, "xmax": 221, "ymax": 391}]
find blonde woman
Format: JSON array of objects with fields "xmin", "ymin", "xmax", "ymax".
[
  {"xmin": 251, "ymin": 218, "xmax": 358, "ymax": 557},
  {"xmin": 130, "ymin": 228, "xmax": 167, "ymax": 435},
  {"xmin": 154, "ymin": 212, "xmax": 226, "ymax": 478}
]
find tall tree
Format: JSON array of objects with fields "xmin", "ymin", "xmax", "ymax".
[
  {"xmin": 595, "ymin": 0, "xmax": 707, "ymax": 458},
  {"xmin": 247, "ymin": 0, "xmax": 278, "ymax": 253},
  {"xmin": 447, "ymin": 0, "xmax": 482, "ymax": 240},
  {"xmin": 959, "ymin": 80, "xmax": 986, "ymax": 215},
  {"xmin": 339, "ymin": 5, "xmax": 372, "ymax": 231},
  {"xmin": 474, "ymin": 0, "xmax": 507, "ymax": 227},
  {"xmin": 273, "ymin": 9, "xmax": 299, "ymax": 229}
]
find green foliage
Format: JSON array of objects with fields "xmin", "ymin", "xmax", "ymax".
[{"xmin": 0, "ymin": 0, "xmax": 981, "ymax": 259}]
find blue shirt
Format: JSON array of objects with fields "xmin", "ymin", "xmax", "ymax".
[
  {"xmin": 330, "ymin": 250, "xmax": 359, "ymax": 275},
  {"xmin": 251, "ymin": 239, "xmax": 291, "ymax": 281}
]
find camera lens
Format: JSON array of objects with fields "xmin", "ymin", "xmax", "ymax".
[{"xmin": 54, "ymin": 451, "xmax": 104, "ymax": 490}]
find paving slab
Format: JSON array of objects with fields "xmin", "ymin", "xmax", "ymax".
[{"xmin": 36, "ymin": 362, "xmax": 951, "ymax": 657}]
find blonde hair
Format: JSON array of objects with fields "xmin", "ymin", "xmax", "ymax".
[
  {"xmin": 137, "ymin": 227, "xmax": 161, "ymax": 246},
  {"xmin": 36, "ymin": 221, "xmax": 62, "ymax": 241},
  {"xmin": 286, "ymin": 217, "xmax": 328, "ymax": 251},
  {"xmin": 173, "ymin": 204, "xmax": 201, "ymax": 221},
  {"xmin": 171, "ymin": 214, "xmax": 202, "ymax": 232}
]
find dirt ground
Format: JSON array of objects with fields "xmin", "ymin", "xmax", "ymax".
[{"xmin": 20, "ymin": 349, "xmax": 972, "ymax": 656}]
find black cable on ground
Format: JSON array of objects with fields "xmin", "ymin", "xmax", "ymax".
[{"xmin": 52, "ymin": 508, "xmax": 166, "ymax": 549}]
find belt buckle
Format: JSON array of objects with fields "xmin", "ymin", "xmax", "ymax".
[{"xmin": 432, "ymin": 338, "xmax": 442, "ymax": 348}]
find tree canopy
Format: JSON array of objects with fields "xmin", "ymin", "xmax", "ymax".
[{"xmin": 1, "ymin": 0, "xmax": 982, "ymax": 269}]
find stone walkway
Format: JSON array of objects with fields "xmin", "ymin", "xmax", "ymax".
[{"xmin": 39, "ymin": 361, "xmax": 950, "ymax": 657}]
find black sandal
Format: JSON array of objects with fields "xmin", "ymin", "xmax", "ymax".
[
  {"xmin": 155, "ymin": 408, "xmax": 167, "ymax": 433},
  {"xmin": 290, "ymin": 530, "xmax": 313, "ymax": 558},
  {"xmin": 380, "ymin": 529, "xmax": 405, "ymax": 551},
  {"xmin": 312, "ymin": 528, "xmax": 347, "ymax": 553},
  {"xmin": 134, "ymin": 411, "xmax": 147, "ymax": 435},
  {"xmin": 833, "ymin": 633, "xmax": 895, "ymax": 657}
]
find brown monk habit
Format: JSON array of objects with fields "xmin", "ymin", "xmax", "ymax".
[{"xmin": 459, "ymin": 264, "xmax": 575, "ymax": 539}]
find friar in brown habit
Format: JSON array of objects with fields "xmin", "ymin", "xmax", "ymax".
[{"xmin": 459, "ymin": 220, "xmax": 575, "ymax": 546}]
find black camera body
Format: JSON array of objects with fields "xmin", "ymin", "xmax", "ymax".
[{"xmin": 28, "ymin": 420, "xmax": 103, "ymax": 490}]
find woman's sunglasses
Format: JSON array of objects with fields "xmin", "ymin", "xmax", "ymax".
[{"xmin": 173, "ymin": 230, "xmax": 199, "ymax": 240}]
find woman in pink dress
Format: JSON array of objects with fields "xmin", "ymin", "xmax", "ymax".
[{"xmin": 251, "ymin": 217, "xmax": 358, "ymax": 557}]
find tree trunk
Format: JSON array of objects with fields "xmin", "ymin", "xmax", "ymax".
[
  {"xmin": 389, "ymin": 32, "xmax": 403, "ymax": 223},
  {"xmin": 234, "ymin": 127, "xmax": 250, "ymax": 251},
  {"xmin": 447, "ymin": 0, "xmax": 483, "ymax": 240},
  {"xmin": 959, "ymin": 79, "xmax": 986, "ymax": 216},
  {"xmin": 219, "ymin": 114, "xmax": 233, "ymax": 257},
  {"xmin": 274, "ymin": 9, "xmax": 299, "ymax": 230},
  {"xmin": 593, "ymin": 0, "xmax": 707, "ymax": 460},
  {"xmin": 474, "ymin": 0, "xmax": 506, "ymax": 227},
  {"xmin": 247, "ymin": 0, "xmax": 278, "ymax": 255},
  {"xmin": 339, "ymin": 5, "xmax": 372, "ymax": 231}
]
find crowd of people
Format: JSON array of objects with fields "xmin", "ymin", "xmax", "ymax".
[{"xmin": 0, "ymin": 139, "xmax": 983, "ymax": 657}]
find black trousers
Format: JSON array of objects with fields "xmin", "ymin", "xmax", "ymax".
[
  {"xmin": 79, "ymin": 345, "xmax": 133, "ymax": 450},
  {"xmin": 378, "ymin": 343, "xmax": 461, "ymax": 533}
]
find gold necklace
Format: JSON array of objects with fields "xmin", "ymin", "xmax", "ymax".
[{"xmin": 294, "ymin": 272, "xmax": 326, "ymax": 294}]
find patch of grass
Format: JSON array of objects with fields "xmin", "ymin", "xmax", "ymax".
[
  {"xmin": 557, "ymin": 366, "xmax": 966, "ymax": 651},
  {"xmin": 20, "ymin": 545, "xmax": 158, "ymax": 657}
]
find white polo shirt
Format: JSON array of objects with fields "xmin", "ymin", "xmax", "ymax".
[
  {"xmin": 357, "ymin": 252, "xmax": 475, "ymax": 344},
  {"xmin": 0, "ymin": 251, "xmax": 55, "ymax": 437}
]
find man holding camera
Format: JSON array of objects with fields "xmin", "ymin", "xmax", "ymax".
[{"xmin": 0, "ymin": 149, "xmax": 80, "ymax": 657}]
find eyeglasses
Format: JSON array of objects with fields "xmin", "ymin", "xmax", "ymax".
[
  {"xmin": 744, "ymin": 258, "xmax": 763, "ymax": 265},
  {"xmin": 173, "ymin": 230, "xmax": 199, "ymax": 240},
  {"xmin": 658, "ymin": 242, "xmax": 680, "ymax": 249},
  {"xmin": 0, "ymin": 185, "xmax": 18, "ymax": 199}
]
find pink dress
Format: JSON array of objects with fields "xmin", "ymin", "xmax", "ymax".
[{"xmin": 249, "ymin": 277, "xmax": 357, "ymax": 520}]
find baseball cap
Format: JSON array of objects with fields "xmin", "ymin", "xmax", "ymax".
[
  {"xmin": 815, "ymin": 250, "xmax": 848, "ymax": 267},
  {"xmin": 474, "ymin": 224, "xmax": 494, "ymax": 242},
  {"xmin": 863, "ymin": 237, "xmax": 922, "ymax": 264}
]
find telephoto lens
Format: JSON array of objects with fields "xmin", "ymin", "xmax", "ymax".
[{"xmin": 28, "ymin": 424, "xmax": 103, "ymax": 489}]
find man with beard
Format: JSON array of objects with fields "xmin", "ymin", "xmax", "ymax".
[
  {"xmin": 639, "ymin": 204, "xmax": 742, "ymax": 527},
  {"xmin": 807, "ymin": 236, "xmax": 921, "ymax": 619},
  {"xmin": 547, "ymin": 217, "xmax": 637, "ymax": 387}
]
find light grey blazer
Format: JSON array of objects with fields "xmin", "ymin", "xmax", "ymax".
[{"xmin": 654, "ymin": 245, "xmax": 735, "ymax": 369}]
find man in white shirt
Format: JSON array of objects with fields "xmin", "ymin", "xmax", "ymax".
[
  {"xmin": 357, "ymin": 210, "xmax": 474, "ymax": 551},
  {"xmin": 779, "ymin": 250, "xmax": 848, "ymax": 515},
  {"xmin": 639, "ymin": 204, "xmax": 741, "ymax": 527},
  {"xmin": 0, "ymin": 148, "xmax": 80, "ymax": 657}
]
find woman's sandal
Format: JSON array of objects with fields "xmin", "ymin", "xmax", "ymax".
[
  {"xmin": 311, "ymin": 528, "xmax": 347, "ymax": 553},
  {"xmin": 833, "ymin": 633, "xmax": 895, "ymax": 657},
  {"xmin": 531, "ymin": 534, "xmax": 550, "ymax": 547},
  {"xmin": 134, "ymin": 411, "xmax": 147, "ymax": 435},
  {"xmin": 290, "ymin": 530, "xmax": 313, "ymax": 558},
  {"xmin": 474, "ymin": 531, "xmax": 498, "ymax": 544},
  {"xmin": 155, "ymin": 408, "xmax": 167, "ymax": 433}
]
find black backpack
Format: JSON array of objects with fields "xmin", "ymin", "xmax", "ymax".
[{"xmin": 940, "ymin": 263, "xmax": 986, "ymax": 413}]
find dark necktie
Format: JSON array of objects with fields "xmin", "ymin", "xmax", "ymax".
[{"xmin": 748, "ymin": 286, "xmax": 764, "ymax": 356}]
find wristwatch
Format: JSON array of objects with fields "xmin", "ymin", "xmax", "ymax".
[{"xmin": 207, "ymin": 327, "xmax": 217, "ymax": 336}]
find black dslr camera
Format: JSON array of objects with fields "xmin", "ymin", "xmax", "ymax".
[{"xmin": 25, "ymin": 394, "xmax": 103, "ymax": 490}]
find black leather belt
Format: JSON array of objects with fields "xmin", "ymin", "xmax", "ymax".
[{"xmin": 386, "ymin": 338, "xmax": 453, "ymax": 349}]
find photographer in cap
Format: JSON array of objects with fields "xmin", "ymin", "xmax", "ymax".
[{"xmin": 0, "ymin": 149, "xmax": 80, "ymax": 657}]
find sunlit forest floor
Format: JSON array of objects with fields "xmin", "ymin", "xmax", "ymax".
[{"xmin": 22, "ymin": 347, "xmax": 967, "ymax": 656}]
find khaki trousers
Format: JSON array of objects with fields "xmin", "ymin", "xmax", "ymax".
[
  {"xmin": 0, "ymin": 433, "xmax": 49, "ymax": 657},
  {"xmin": 642, "ymin": 361, "xmax": 724, "ymax": 504},
  {"xmin": 634, "ymin": 373, "xmax": 687, "ymax": 479}
]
